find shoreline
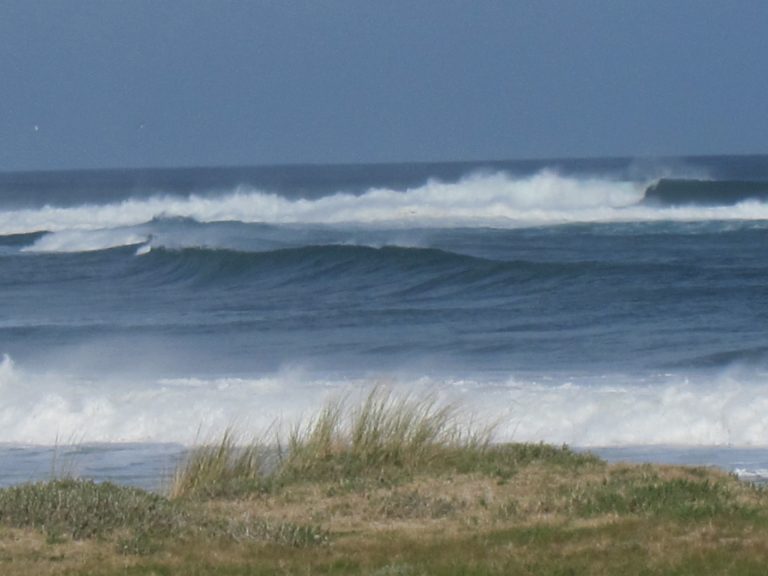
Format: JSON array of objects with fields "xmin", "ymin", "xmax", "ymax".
[{"xmin": 3, "ymin": 442, "xmax": 768, "ymax": 491}]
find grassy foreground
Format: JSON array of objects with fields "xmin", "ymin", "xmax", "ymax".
[{"xmin": 2, "ymin": 389, "xmax": 768, "ymax": 575}]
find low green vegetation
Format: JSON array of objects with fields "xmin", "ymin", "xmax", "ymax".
[
  {"xmin": 0, "ymin": 478, "xmax": 180, "ymax": 542},
  {"xmin": 1, "ymin": 388, "xmax": 768, "ymax": 575},
  {"xmin": 568, "ymin": 468, "xmax": 754, "ymax": 520},
  {"xmin": 0, "ymin": 477, "xmax": 326, "ymax": 558}
]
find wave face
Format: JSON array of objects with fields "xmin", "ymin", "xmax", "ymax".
[
  {"xmin": 1, "ymin": 156, "xmax": 768, "ymax": 452},
  {"xmin": 644, "ymin": 178, "xmax": 768, "ymax": 206}
]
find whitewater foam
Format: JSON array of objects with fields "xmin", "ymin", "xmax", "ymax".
[
  {"xmin": 2, "ymin": 355, "xmax": 768, "ymax": 448},
  {"xmin": 9, "ymin": 171, "xmax": 766, "ymax": 238},
  {"xmin": 491, "ymin": 374, "xmax": 768, "ymax": 447},
  {"xmin": 0, "ymin": 355, "xmax": 300, "ymax": 444},
  {"xmin": 23, "ymin": 229, "xmax": 150, "ymax": 253}
]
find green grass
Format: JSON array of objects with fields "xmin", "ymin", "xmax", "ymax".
[
  {"xmin": 172, "ymin": 387, "xmax": 600, "ymax": 498},
  {"xmin": 0, "ymin": 477, "xmax": 327, "ymax": 557},
  {"xmin": 0, "ymin": 478, "xmax": 183, "ymax": 552},
  {"xmin": 567, "ymin": 466, "xmax": 758, "ymax": 521}
]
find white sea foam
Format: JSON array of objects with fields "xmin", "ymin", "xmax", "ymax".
[
  {"xmin": 0, "ymin": 355, "xmax": 310, "ymax": 444},
  {"xmin": 2, "ymin": 355, "xmax": 768, "ymax": 447},
  {"xmin": 3, "ymin": 171, "xmax": 768, "ymax": 238},
  {"xmin": 23, "ymin": 229, "xmax": 150, "ymax": 253},
  {"xmin": 489, "ymin": 374, "xmax": 768, "ymax": 447},
  {"xmin": 733, "ymin": 468, "xmax": 768, "ymax": 480}
]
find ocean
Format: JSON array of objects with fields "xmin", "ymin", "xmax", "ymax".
[{"xmin": 2, "ymin": 155, "xmax": 768, "ymax": 489}]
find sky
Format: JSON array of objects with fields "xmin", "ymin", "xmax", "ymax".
[{"xmin": 1, "ymin": 0, "xmax": 768, "ymax": 171}]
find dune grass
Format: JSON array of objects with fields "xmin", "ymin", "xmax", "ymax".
[
  {"xmin": 2, "ymin": 389, "xmax": 768, "ymax": 574},
  {"xmin": 170, "ymin": 387, "xmax": 596, "ymax": 499},
  {"xmin": 276, "ymin": 387, "xmax": 494, "ymax": 483},
  {"xmin": 171, "ymin": 387, "xmax": 486, "ymax": 498},
  {"xmin": 169, "ymin": 429, "xmax": 265, "ymax": 500}
]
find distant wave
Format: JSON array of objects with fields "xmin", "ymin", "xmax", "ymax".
[
  {"xmin": 644, "ymin": 178, "xmax": 768, "ymax": 206},
  {"xmin": 127, "ymin": 245, "xmax": 537, "ymax": 294},
  {"xmin": 92, "ymin": 245, "xmax": 677, "ymax": 305},
  {"xmin": 0, "ymin": 171, "xmax": 646, "ymax": 235},
  {"xmin": 4, "ymin": 171, "xmax": 768, "ymax": 252},
  {"xmin": 0, "ymin": 231, "xmax": 46, "ymax": 247},
  {"xmin": 4, "ymin": 240, "xmax": 634, "ymax": 298}
]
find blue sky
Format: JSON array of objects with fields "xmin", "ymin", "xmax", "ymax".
[{"xmin": 2, "ymin": 1, "xmax": 768, "ymax": 170}]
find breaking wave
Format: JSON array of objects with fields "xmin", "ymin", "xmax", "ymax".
[
  {"xmin": 2, "ymin": 354, "xmax": 768, "ymax": 447},
  {"xmin": 0, "ymin": 171, "xmax": 643, "ymax": 235},
  {"xmin": 4, "ymin": 171, "xmax": 768, "ymax": 256},
  {"xmin": 4, "ymin": 171, "xmax": 768, "ymax": 241}
]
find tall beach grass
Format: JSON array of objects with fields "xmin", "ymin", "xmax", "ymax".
[
  {"xmin": 278, "ymin": 387, "xmax": 492, "ymax": 480},
  {"xmin": 171, "ymin": 386, "xmax": 595, "ymax": 499},
  {"xmin": 169, "ymin": 428, "xmax": 265, "ymax": 499}
]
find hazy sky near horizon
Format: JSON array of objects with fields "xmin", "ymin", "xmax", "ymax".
[{"xmin": 2, "ymin": 1, "xmax": 768, "ymax": 171}]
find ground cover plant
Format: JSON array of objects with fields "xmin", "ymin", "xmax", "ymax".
[{"xmin": 1, "ymin": 388, "xmax": 768, "ymax": 575}]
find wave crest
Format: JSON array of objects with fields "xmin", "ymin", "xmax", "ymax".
[
  {"xmin": 6, "ymin": 171, "xmax": 768, "ymax": 242},
  {"xmin": 0, "ymin": 171, "xmax": 645, "ymax": 236}
]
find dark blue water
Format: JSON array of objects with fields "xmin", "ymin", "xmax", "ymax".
[{"xmin": 1, "ymin": 156, "xmax": 768, "ymax": 484}]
